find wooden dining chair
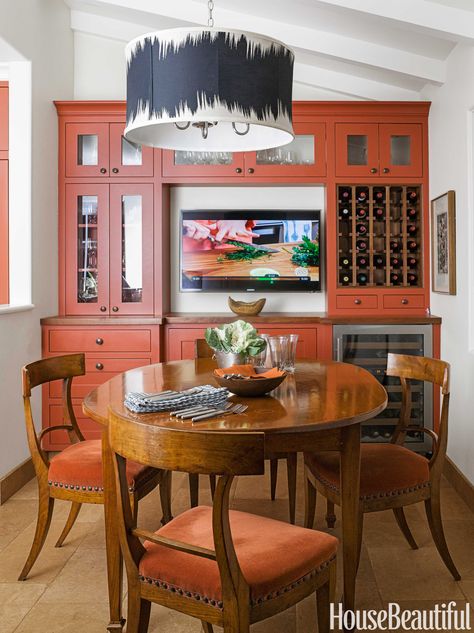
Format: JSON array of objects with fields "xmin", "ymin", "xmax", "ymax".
[
  {"xmin": 109, "ymin": 410, "xmax": 338, "ymax": 633},
  {"xmin": 18, "ymin": 353, "xmax": 171, "ymax": 581},
  {"xmin": 193, "ymin": 339, "xmax": 298, "ymax": 523},
  {"xmin": 304, "ymin": 353, "xmax": 460, "ymax": 581}
]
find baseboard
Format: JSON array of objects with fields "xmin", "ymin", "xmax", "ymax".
[
  {"xmin": 444, "ymin": 456, "xmax": 474, "ymax": 512},
  {"xmin": 0, "ymin": 458, "xmax": 35, "ymax": 505}
]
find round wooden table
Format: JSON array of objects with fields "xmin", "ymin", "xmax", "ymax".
[{"xmin": 83, "ymin": 359, "xmax": 387, "ymax": 632}]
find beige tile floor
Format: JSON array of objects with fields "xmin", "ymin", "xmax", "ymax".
[{"xmin": 0, "ymin": 458, "xmax": 473, "ymax": 633}]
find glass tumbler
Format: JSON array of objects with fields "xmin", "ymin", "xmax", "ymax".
[
  {"xmin": 250, "ymin": 334, "xmax": 269, "ymax": 368},
  {"xmin": 268, "ymin": 336, "xmax": 289, "ymax": 371},
  {"xmin": 284, "ymin": 334, "xmax": 299, "ymax": 373}
]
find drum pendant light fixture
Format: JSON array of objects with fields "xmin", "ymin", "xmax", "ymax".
[{"xmin": 124, "ymin": 1, "xmax": 294, "ymax": 152}]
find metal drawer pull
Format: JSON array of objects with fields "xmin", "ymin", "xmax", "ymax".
[
  {"xmin": 100, "ymin": 167, "xmax": 107, "ymax": 173},
  {"xmin": 96, "ymin": 363, "xmax": 104, "ymax": 370},
  {"xmin": 383, "ymin": 167, "xmax": 390, "ymax": 174},
  {"xmin": 112, "ymin": 306, "xmax": 119, "ymax": 312},
  {"xmin": 247, "ymin": 167, "xmax": 254, "ymax": 174},
  {"xmin": 370, "ymin": 167, "xmax": 377, "ymax": 174},
  {"xmin": 354, "ymin": 299, "xmax": 362, "ymax": 305},
  {"xmin": 100, "ymin": 306, "xmax": 107, "ymax": 312},
  {"xmin": 96, "ymin": 337, "xmax": 104, "ymax": 345},
  {"xmin": 112, "ymin": 168, "xmax": 119, "ymax": 173},
  {"xmin": 401, "ymin": 298, "xmax": 409, "ymax": 305},
  {"xmin": 235, "ymin": 167, "xmax": 242, "ymax": 173}
]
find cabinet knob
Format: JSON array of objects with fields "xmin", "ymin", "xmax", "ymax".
[
  {"xmin": 235, "ymin": 167, "xmax": 242, "ymax": 174},
  {"xmin": 112, "ymin": 168, "xmax": 119, "ymax": 174},
  {"xmin": 370, "ymin": 167, "xmax": 377, "ymax": 174},
  {"xmin": 354, "ymin": 299, "xmax": 362, "ymax": 305},
  {"xmin": 100, "ymin": 305, "xmax": 107, "ymax": 312},
  {"xmin": 100, "ymin": 168, "xmax": 107, "ymax": 174},
  {"xmin": 95, "ymin": 362, "xmax": 104, "ymax": 370},
  {"xmin": 383, "ymin": 167, "xmax": 390, "ymax": 174},
  {"xmin": 401, "ymin": 298, "xmax": 409, "ymax": 305},
  {"xmin": 247, "ymin": 168, "xmax": 255, "ymax": 174},
  {"xmin": 96, "ymin": 337, "xmax": 104, "ymax": 345},
  {"xmin": 112, "ymin": 306, "xmax": 119, "ymax": 312}
]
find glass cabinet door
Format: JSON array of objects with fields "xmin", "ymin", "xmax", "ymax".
[
  {"xmin": 379, "ymin": 124, "xmax": 423, "ymax": 177},
  {"xmin": 109, "ymin": 123, "xmax": 154, "ymax": 177},
  {"xmin": 335, "ymin": 123, "xmax": 379, "ymax": 177},
  {"xmin": 65, "ymin": 184, "xmax": 110, "ymax": 314},
  {"xmin": 245, "ymin": 122, "xmax": 326, "ymax": 177},
  {"xmin": 109, "ymin": 184, "xmax": 154, "ymax": 315},
  {"xmin": 65, "ymin": 123, "xmax": 110, "ymax": 177},
  {"xmin": 162, "ymin": 149, "xmax": 245, "ymax": 177}
]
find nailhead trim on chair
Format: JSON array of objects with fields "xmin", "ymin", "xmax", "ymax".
[
  {"xmin": 48, "ymin": 481, "xmax": 136, "ymax": 493},
  {"xmin": 139, "ymin": 555, "xmax": 336, "ymax": 610},
  {"xmin": 313, "ymin": 473, "xmax": 431, "ymax": 501}
]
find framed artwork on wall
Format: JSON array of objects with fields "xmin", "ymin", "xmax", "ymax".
[{"xmin": 431, "ymin": 190, "xmax": 456, "ymax": 295}]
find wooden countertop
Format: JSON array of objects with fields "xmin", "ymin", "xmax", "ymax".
[{"xmin": 41, "ymin": 312, "xmax": 441, "ymax": 325}]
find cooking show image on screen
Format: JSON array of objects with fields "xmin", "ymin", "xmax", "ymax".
[{"xmin": 180, "ymin": 210, "xmax": 321, "ymax": 292}]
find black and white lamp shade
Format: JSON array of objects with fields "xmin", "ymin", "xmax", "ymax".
[{"xmin": 125, "ymin": 27, "xmax": 295, "ymax": 151}]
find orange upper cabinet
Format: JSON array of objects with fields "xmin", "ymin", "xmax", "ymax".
[
  {"xmin": 0, "ymin": 83, "xmax": 8, "ymax": 153},
  {"xmin": 65, "ymin": 122, "xmax": 154, "ymax": 178},
  {"xmin": 335, "ymin": 123, "xmax": 423, "ymax": 178},
  {"xmin": 162, "ymin": 149, "xmax": 245, "ymax": 178}
]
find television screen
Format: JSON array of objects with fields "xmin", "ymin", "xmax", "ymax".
[{"xmin": 180, "ymin": 210, "xmax": 321, "ymax": 292}]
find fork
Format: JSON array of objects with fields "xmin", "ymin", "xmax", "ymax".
[
  {"xmin": 191, "ymin": 404, "xmax": 248, "ymax": 423},
  {"xmin": 175, "ymin": 403, "xmax": 233, "ymax": 419}
]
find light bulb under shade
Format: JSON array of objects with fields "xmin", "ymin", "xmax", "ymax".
[{"xmin": 124, "ymin": 27, "xmax": 295, "ymax": 152}]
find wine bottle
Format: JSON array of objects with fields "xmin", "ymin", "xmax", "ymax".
[
  {"xmin": 390, "ymin": 256, "xmax": 401, "ymax": 268},
  {"xmin": 356, "ymin": 223, "xmax": 368, "ymax": 235},
  {"xmin": 390, "ymin": 272, "xmax": 401, "ymax": 285},
  {"xmin": 356, "ymin": 190, "xmax": 368, "ymax": 203},
  {"xmin": 339, "ymin": 273, "xmax": 351, "ymax": 286},
  {"xmin": 339, "ymin": 256, "xmax": 351, "ymax": 268},
  {"xmin": 339, "ymin": 206, "xmax": 351, "ymax": 220},
  {"xmin": 340, "ymin": 187, "xmax": 351, "ymax": 201},
  {"xmin": 407, "ymin": 207, "xmax": 417, "ymax": 219},
  {"xmin": 407, "ymin": 240, "xmax": 417, "ymax": 252},
  {"xmin": 407, "ymin": 272, "xmax": 418, "ymax": 285},
  {"xmin": 356, "ymin": 255, "xmax": 368, "ymax": 268},
  {"xmin": 373, "ymin": 254, "xmax": 385, "ymax": 268},
  {"xmin": 374, "ymin": 207, "xmax": 385, "ymax": 219},
  {"xmin": 407, "ymin": 190, "xmax": 418, "ymax": 203},
  {"xmin": 356, "ymin": 238, "xmax": 368, "ymax": 251},
  {"xmin": 374, "ymin": 189, "xmax": 385, "ymax": 203},
  {"xmin": 390, "ymin": 240, "xmax": 401, "ymax": 252},
  {"xmin": 356, "ymin": 207, "xmax": 367, "ymax": 218},
  {"xmin": 357, "ymin": 272, "xmax": 368, "ymax": 285},
  {"xmin": 407, "ymin": 224, "xmax": 417, "ymax": 235},
  {"xmin": 407, "ymin": 256, "xmax": 417, "ymax": 268}
]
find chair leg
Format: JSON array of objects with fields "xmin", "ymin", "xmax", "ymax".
[
  {"xmin": 425, "ymin": 496, "xmax": 461, "ymax": 581},
  {"xmin": 209, "ymin": 474, "xmax": 216, "ymax": 500},
  {"xmin": 304, "ymin": 474, "xmax": 317, "ymax": 529},
  {"xmin": 201, "ymin": 622, "xmax": 214, "ymax": 633},
  {"xmin": 393, "ymin": 507, "xmax": 418, "ymax": 550},
  {"xmin": 126, "ymin": 594, "xmax": 151, "ymax": 633},
  {"xmin": 18, "ymin": 487, "xmax": 54, "ymax": 580},
  {"xmin": 160, "ymin": 470, "xmax": 173, "ymax": 525},
  {"xmin": 286, "ymin": 454, "xmax": 297, "ymax": 525},
  {"xmin": 316, "ymin": 577, "xmax": 331, "ymax": 633},
  {"xmin": 270, "ymin": 458, "xmax": 278, "ymax": 501},
  {"xmin": 326, "ymin": 500, "xmax": 336, "ymax": 528},
  {"xmin": 55, "ymin": 501, "xmax": 81, "ymax": 548},
  {"xmin": 188, "ymin": 473, "xmax": 199, "ymax": 508}
]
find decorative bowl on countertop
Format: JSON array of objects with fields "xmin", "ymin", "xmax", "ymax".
[
  {"xmin": 228, "ymin": 296, "xmax": 266, "ymax": 316},
  {"xmin": 213, "ymin": 365, "xmax": 287, "ymax": 397}
]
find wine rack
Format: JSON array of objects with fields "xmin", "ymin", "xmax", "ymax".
[
  {"xmin": 333, "ymin": 324, "xmax": 433, "ymax": 453},
  {"xmin": 337, "ymin": 184, "xmax": 422, "ymax": 288}
]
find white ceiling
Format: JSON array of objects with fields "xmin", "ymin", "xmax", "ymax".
[{"xmin": 65, "ymin": 0, "xmax": 474, "ymax": 100}]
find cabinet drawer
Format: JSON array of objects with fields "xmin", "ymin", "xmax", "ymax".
[
  {"xmin": 49, "ymin": 357, "xmax": 150, "ymax": 398},
  {"xmin": 383, "ymin": 294, "xmax": 425, "ymax": 309},
  {"xmin": 336, "ymin": 295, "xmax": 378, "ymax": 310},
  {"xmin": 49, "ymin": 329, "xmax": 151, "ymax": 353}
]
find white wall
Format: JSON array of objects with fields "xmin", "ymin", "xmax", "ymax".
[
  {"xmin": 170, "ymin": 186, "xmax": 326, "ymax": 313},
  {"xmin": 421, "ymin": 43, "xmax": 474, "ymax": 485},
  {"xmin": 0, "ymin": 0, "xmax": 73, "ymax": 479}
]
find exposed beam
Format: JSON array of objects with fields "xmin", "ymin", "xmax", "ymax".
[
  {"xmin": 70, "ymin": 0, "xmax": 446, "ymax": 84},
  {"xmin": 312, "ymin": 0, "xmax": 474, "ymax": 44}
]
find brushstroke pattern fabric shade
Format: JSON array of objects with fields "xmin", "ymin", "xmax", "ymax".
[{"xmin": 125, "ymin": 28, "xmax": 295, "ymax": 151}]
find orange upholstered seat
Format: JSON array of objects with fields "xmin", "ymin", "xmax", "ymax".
[
  {"xmin": 305, "ymin": 443, "xmax": 430, "ymax": 501},
  {"xmin": 48, "ymin": 439, "xmax": 150, "ymax": 492},
  {"xmin": 138, "ymin": 506, "xmax": 338, "ymax": 607}
]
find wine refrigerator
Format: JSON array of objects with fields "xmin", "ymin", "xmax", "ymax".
[{"xmin": 333, "ymin": 324, "xmax": 433, "ymax": 453}]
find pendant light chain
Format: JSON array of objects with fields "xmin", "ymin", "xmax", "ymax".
[{"xmin": 207, "ymin": 0, "xmax": 214, "ymax": 27}]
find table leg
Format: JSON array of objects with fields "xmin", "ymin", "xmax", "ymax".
[
  {"xmin": 102, "ymin": 429, "xmax": 125, "ymax": 632},
  {"xmin": 340, "ymin": 423, "xmax": 362, "ymax": 616}
]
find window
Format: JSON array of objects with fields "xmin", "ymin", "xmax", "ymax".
[{"xmin": 0, "ymin": 81, "xmax": 7, "ymax": 304}]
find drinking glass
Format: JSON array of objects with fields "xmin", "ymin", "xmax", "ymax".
[
  {"xmin": 285, "ymin": 334, "xmax": 299, "ymax": 373},
  {"xmin": 251, "ymin": 334, "xmax": 269, "ymax": 367},
  {"xmin": 268, "ymin": 336, "xmax": 289, "ymax": 371}
]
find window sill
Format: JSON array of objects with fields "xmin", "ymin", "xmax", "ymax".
[{"xmin": 0, "ymin": 303, "xmax": 34, "ymax": 315}]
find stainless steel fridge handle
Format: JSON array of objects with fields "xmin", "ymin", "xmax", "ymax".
[{"xmin": 336, "ymin": 337, "xmax": 342, "ymax": 361}]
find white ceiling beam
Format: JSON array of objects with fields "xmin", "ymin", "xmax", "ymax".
[
  {"xmin": 293, "ymin": 64, "xmax": 421, "ymax": 101},
  {"xmin": 70, "ymin": 0, "xmax": 446, "ymax": 84},
  {"xmin": 311, "ymin": 0, "xmax": 474, "ymax": 44}
]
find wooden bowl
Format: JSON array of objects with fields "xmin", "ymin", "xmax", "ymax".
[
  {"xmin": 228, "ymin": 297, "xmax": 266, "ymax": 316},
  {"xmin": 213, "ymin": 370, "xmax": 287, "ymax": 397}
]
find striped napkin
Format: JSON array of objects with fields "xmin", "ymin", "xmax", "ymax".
[{"xmin": 124, "ymin": 385, "xmax": 229, "ymax": 413}]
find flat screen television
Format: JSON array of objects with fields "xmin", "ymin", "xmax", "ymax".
[{"xmin": 180, "ymin": 210, "xmax": 322, "ymax": 292}]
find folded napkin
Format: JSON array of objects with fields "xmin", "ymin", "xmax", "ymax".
[
  {"xmin": 124, "ymin": 385, "xmax": 229, "ymax": 413},
  {"xmin": 214, "ymin": 364, "xmax": 285, "ymax": 379}
]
